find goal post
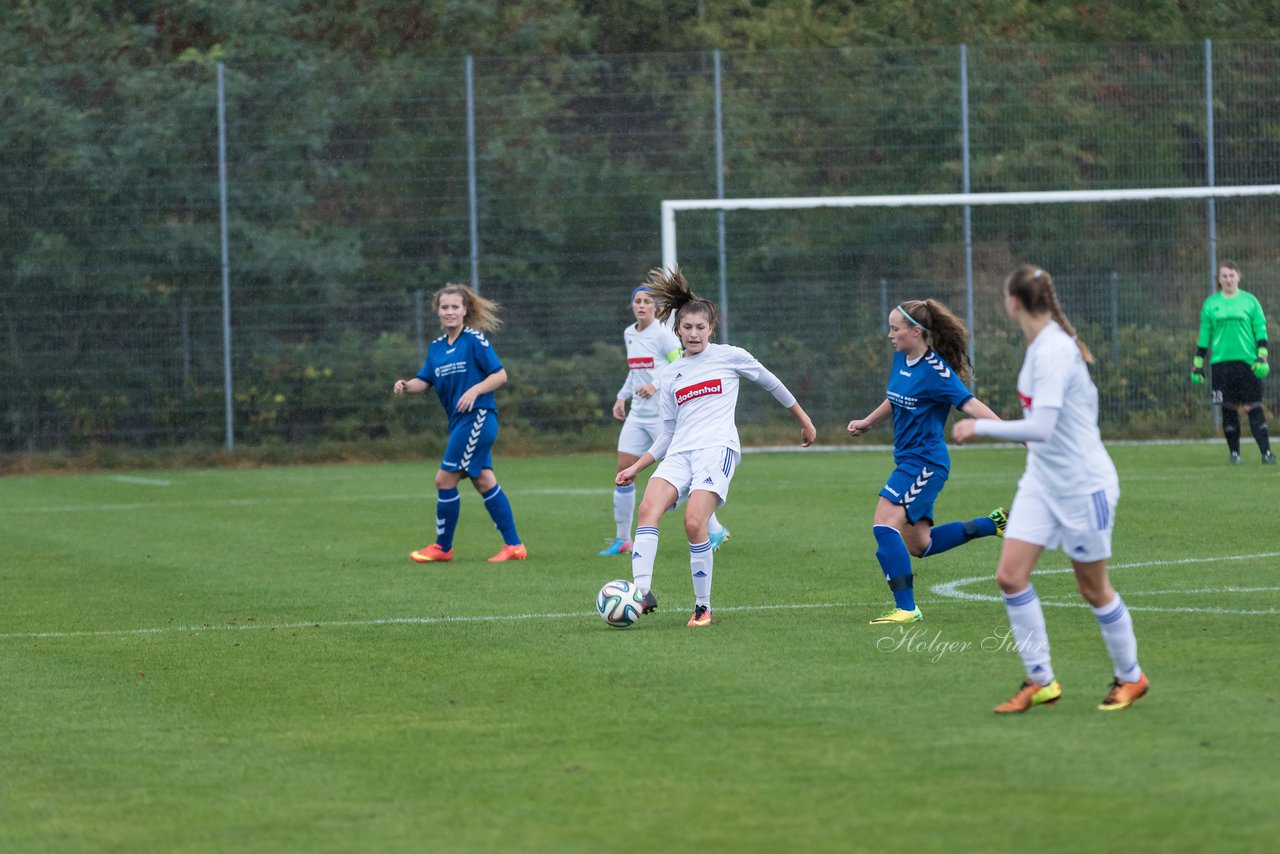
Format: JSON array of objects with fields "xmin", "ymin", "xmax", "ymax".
[
  {"xmin": 660, "ymin": 184, "xmax": 1280, "ymax": 273},
  {"xmin": 657, "ymin": 183, "xmax": 1280, "ymax": 431}
]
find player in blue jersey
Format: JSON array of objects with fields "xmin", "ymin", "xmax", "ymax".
[
  {"xmin": 847, "ymin": 299, "xmax": 1005, "ymax": 625},
  {"xmin": 393, "ymin": 284, "xmax": 526, "ymax": 564}
]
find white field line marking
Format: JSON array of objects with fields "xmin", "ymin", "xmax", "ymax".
[
  {"xmin": 6, "ymin": 550, "xmax": 1277, "ymax": 641},
  {"xmin": 8, "ymin": 462, "xmax": 1249, "ymax": 515},
  {"xmin": 930, "ymin": 551, "xmax": 1280, "ymax": 616},
  {"xmin": 0, "ymin": 602, "xmax": 848, "ymax": 642},
  {"xmin": 1039, "ymin": 585, "xmax": 1280, "ymax": 600},
  {"xmin": 744, "ymin": 438, "xmax": 1218, "ymax": 454},
  {"xmin": 111, "ymin": 475, "xmax": 172, "ymax": 486},
  {"xmin": 525, "ymin": 488, "xmax": 614, "ymax": 495},
  {"xmin": 1, "ymin": 489, "xmax": 614, "ymax": 515}
]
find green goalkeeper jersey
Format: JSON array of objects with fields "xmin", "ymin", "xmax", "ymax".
[{"xmin": 1197, "ymin": 289, "xmax": 1268, "ymax": 364}]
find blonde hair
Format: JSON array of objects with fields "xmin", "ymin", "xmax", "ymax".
[
  {"xmin": 896, "ymin": 298, "xmax": 973, "ymax": 380},
  {"xmin": 1003, "ymin": 264, "xmax": 1093, "ymax": 364},
  {"xmin": 643, "ymin": 265, "xmax": 718, "ymax": 330},
  {"xmin": 433, "ymin": 283, "xmax": 502, "ymax": 332}
]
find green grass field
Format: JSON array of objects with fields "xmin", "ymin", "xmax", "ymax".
[{"xmin": 2, "ymin": 444, "xmax": 1278, "ymax": 852}]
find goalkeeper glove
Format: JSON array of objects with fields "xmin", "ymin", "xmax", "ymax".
[
  {"xmin": 1254, "ymin": 347, "xmax": 1270, "ymax": 379},
  {"xmin": 1191, "ymin": 355, "xmax": 1205, "ymax": 384}
]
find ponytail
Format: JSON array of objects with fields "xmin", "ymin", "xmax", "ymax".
[
  {"xmin": 1004, "ymin": 265, "xmax": 1093, "ymax": 364},
  {"xmin": 898, "ymin": 298, "xmax": 973, "ymax": 379},
  {"xmin": 644, "ymin": 265, "xmax": 719, "ymax": 330}
]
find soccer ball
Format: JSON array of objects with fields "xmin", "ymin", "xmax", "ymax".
[{"xmin": 596, "ymin": 578, "xmax": 644, "ymax": 628}]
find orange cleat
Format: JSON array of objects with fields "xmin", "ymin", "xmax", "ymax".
[
  {"xmin": 1097, "ymin": 673, "xmax": 1149, "ymax": 711},
  {"xmin": 686, "ymin": 604, "xmax": 713, "ymax": 627},
  {"xmin": 410, "ymin": 544, "xmax": 454, "ymax": 563},
  {"xmin": 488, "ymin": 543, "xmax": 528, "ymax": 563},
  {"xmin": 994, "ymin": 679, "xmax": 1062, "ymax": 714}
]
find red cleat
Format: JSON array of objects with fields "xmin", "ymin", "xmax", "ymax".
[
  {"xmin": 487, "ymin": 543, "xmax": 528, "ymax": 563},
  {"xmin": 410, "ymin": 544, "xmax": 454, "ymax": 563}
]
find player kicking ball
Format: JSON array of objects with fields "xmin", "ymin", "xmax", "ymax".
[
  {"xmin": 616, "ymin": 266, "xmax": 816, "ymax": 627},
  {"xmin": 600, "ymin": 283, "xmax": 730, "ymax": 557}
]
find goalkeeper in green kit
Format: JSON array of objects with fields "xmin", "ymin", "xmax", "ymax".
[{"xmin": 1191, "ymin": 261, "xmax": 1276, "ymax": 465}]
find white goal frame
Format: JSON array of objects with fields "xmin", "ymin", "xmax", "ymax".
[{"xmin": 660, "ymin": 184, "xmax": 1280, "ymax": 272}]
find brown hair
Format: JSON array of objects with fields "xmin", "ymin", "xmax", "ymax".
[
  {"xmin": 1003, "ymin": 264, "xmax": 1094, "ymax": 364},
  {"xmin": 433, "ymin": 283, "xmax": 502, "ymax": 332},
  {"xmin": 897, "ymin": 298, "xmax": 973, "ymax": 380},
  {"xmin": 643, "ymin": 265, "xmax": 719, "ymax": 330},
  {"xmin": 1217, "ymin": 260, "xmax": 1240, "ymax": 290}
]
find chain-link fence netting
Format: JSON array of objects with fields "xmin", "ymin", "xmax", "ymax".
[{"xmin": 3, "ymin": 43, "xmax": 1279, "ymax": 453}]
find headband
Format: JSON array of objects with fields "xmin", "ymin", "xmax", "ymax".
[
  {"xmin": 895, "ymin": 304, "xmax": 931, "ymax": 334},
  {"xmin": 631, "ymin": 286, "xmax": 654, "ymax": 300}
]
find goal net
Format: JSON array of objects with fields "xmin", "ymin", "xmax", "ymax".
[{"xmin": 658, "ymin": 185, "xmax": 1280, "ymax": 439}]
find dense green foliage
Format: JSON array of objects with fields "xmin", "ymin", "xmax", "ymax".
[
  {"xmin": 2, "ymin": 448, "xmax": 1278, "ymax": 849},
  {"xmin": 9, "ymin": 1, "xmax": 1280, "ymax": 63},
  {"xmin": 3, "ymin": 4, "xmax": 1280, "ymax": 454}
]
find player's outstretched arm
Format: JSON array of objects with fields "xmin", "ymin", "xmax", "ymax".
[
  {"xmin": 394, "ymin": 378, "xmax": 427, "ymax": 395},
  {"xmin": 789, "ymin": 403, "xmax": 816, "ymax": 447},
  {"xmin": 848, "ymin": 399, "xmax": 891, "ymax": 436},
  {"xmin": 616, "ymin": 452, "xmax": 655, "ymax": 487},
  {"xmin": 959, "ymin": 397, "xmax": 1000, "ymax": 422},
  {"xmin": 956, "ymin": 404, "xmax": 1060, "ymax": 445}
]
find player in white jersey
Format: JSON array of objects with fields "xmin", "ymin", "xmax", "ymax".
[
  {"xmin": 953, "ymin": 264, "xmax": 1148, "ymax": 713},
  {"xmin": 616, "ymin": 268, "xmax": 816, "ymax": 627},
  {"xmin": 599, "ymin": 285, "xmax": 730, "ymax": 556}
]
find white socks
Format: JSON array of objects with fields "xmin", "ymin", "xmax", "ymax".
[
  {"xmin": 689, "ymin": 539, "xmax": 713, "ymax": 606},
  {"xmin": 1002, "ymin": 586, "xmax": 1055, "ymax": 686},
  {"xmin": 613, "ymin": 486, "xmax": 635, "ymax": 541},
  {"xmin": 632, "ymin": 530, "xmax": 718, "ymax": 607},
  {"xmin": 630, "ymin": 526, "xmax": 659, "ymax": 595},
  {"xmin": 1092, "ymin": 594, "xmax": 1142, "ymax": 682}
]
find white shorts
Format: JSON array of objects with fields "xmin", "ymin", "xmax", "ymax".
[
  {"xmin": 652, "ymin": 446, "xmax": 740, "ymax": 508},
  {"xmin": 1005, "ymin": 482, "xmax": 1120, "ymax": 563},
  {"xmin": 618, "ymin": 417, "xmax": 663, "ymax": 456}
]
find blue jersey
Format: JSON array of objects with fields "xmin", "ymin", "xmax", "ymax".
[
  {"xmin": 416, "ymin": 327, "xmax": 504, "ymax": 429},
  {"xmin": 886, "ymin": 349, "xmax": 973, "ymax": 473}
]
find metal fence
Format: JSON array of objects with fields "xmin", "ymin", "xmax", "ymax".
[{"xmin": 3, "ymin": 41, "xmax": 1279, "ymax": 454}]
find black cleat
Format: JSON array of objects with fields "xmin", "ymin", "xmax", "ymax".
[{"xmin": 641, "ymin": 591, "xmax": 659, "ymax": 614}]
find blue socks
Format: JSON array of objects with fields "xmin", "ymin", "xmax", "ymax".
[
  {"xmin": 435, "ymin": 487, "xmax": 461, "ymax": 551},
  {"xmin": 922, "ymin": 516, "xmax": 997, "ymax": 557},
  {"xmin": 873, "ymin": 524, "xmax": 915, "ymax": 611},
  {"xmin": 482, "ymin": 484, "xmax": 521, "ymax": 546}
]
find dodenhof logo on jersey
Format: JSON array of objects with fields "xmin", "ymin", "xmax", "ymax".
[
  {"xmin": 675, "ymin": 378, "xmax": 723, "ymax": 406},
  {"xmin": 628, "ymin": 356, "xmax": 655, "ymax": 370}
]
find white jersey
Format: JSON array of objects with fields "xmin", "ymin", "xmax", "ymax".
[
  {"xmin": 1014, "ymin": 321, "xmax": 1118, "ymax": 495},
  {"xmin": 654, "ymin": 343, "xmax": 790, "ymax": 456},
  {"xmin": 618, "ymin": 321, "xmax": 681, "ymax": 421}
]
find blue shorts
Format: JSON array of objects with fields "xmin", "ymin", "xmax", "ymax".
[
  {"xmin": 879, "ymin": 461, "xmax": 949, "ymax": 525},
  {"xmin": 441, "ymin": 409, "xmax": 498, "ymax": 478}
]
